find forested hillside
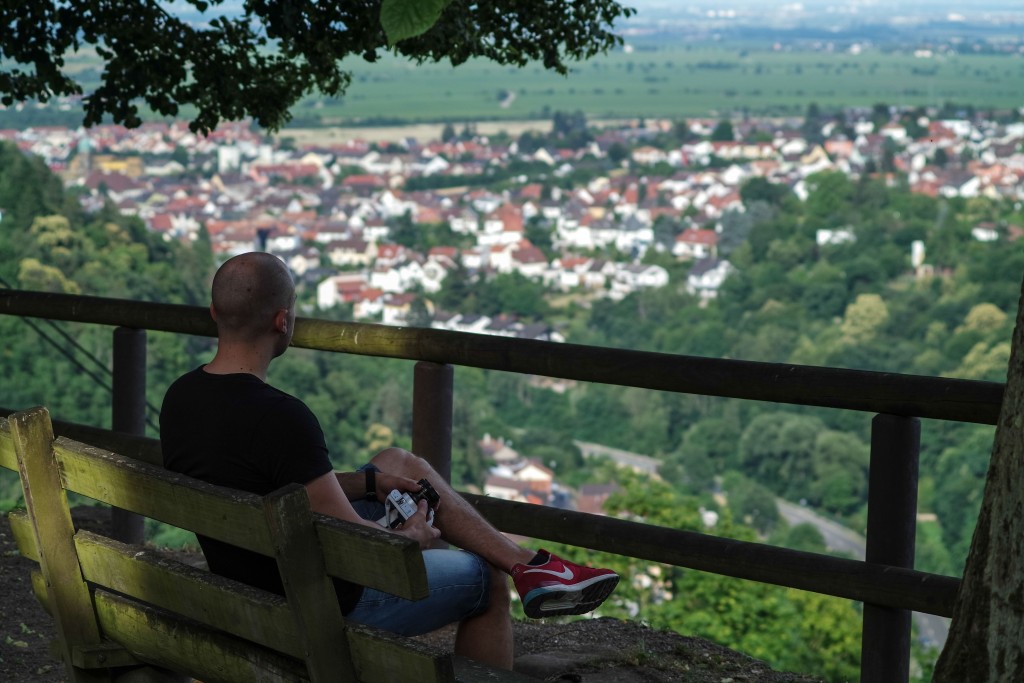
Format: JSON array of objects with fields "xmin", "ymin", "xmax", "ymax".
[
  {"xmin": 542, "ymin": 170, "xmax": 1021, "ymax": 580},
  {"xmin": 1, "ymin": 141, "xmax": 1019, "ymax": 680}
]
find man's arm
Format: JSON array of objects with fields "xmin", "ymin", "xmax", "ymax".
[
  {"xmin": 305, "ymin": 472, "xmax": 439, "ymax": 548},
  {"xmin": 305, "ymin": 472, "xmax": 370, "ymax": 523},
  {"xmin": 335, "ymin": 470, "xmax": 423, "ymax": 502}
]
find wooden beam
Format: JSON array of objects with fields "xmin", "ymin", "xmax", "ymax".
[
  {"xmin": 74, "ymin": 531, "xmax": 302, "ymax": 657},
  {"xmin": 10, "ymin": 407, "xmax": 110, "ymax": 683},
  {"xmin": 464, "ymin": 493, "xmax": 960, "ymax": 617},
  {"xmin": 93, "ymin": 590, "xmax": 309, "ymax": 683},
  {"xmin": 263, "ymin": 484, "xmax": 355, "ymax": 682},
  {"xmin": 0, "ymin": 290, "xmax": 1003, "ymax": 423},
  {"xmin": 315, "ymin": 515, "xmax": 429, "ymax": 600}
]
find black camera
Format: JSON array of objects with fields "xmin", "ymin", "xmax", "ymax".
[{"xmin": 378, "ymin": 479, "xmax": 440, "ymax": 529}]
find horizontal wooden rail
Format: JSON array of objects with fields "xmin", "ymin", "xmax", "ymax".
[
  {"xmin": 0, "ymin": 414, "xmax": 959, "ymax": 618},
  {"xmin": 463, "ymin": 493, "xmax": 960, "ymax": 617},
  {"xmin": 0, "ymin": 289, "xmax": 1004, "ymax": 423}
]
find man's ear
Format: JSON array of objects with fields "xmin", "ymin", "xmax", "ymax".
[
  {"xmin": 274, "ymin": 309, "xmax": 289, "ymax": 333},
  {"xmin": 209, "ymin": 304, "xmax": 217, "ymax": 322}
]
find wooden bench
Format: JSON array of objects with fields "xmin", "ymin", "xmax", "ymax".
[{"xmin": 0, "ymin": 406, "xmax": 530, "ymax": 682}]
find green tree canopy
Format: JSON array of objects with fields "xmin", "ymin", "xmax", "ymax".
[
  {"xmin": 0, "ymin": 0, "xmax": 633, "ymax": 133},
  {"xmin": 710, "ymin": 119, "xmax": 735, "ymax": 142}
]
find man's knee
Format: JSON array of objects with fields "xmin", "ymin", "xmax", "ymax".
[{"xmin": 373, "ymin": 447, "xmax": 435, "ymax": 477}]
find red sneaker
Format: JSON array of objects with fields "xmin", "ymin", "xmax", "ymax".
[{"xmin": 511, "ymin": 550, "xmax": 619, "ymax": 618}]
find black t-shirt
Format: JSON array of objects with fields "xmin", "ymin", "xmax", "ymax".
[{"xmin": 160, "ymin": 366, "xmax": 362, "ymax": 612}]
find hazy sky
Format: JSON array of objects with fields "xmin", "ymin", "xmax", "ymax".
[{"xmin": 159, "ymin": 1, "xmax": 1024, "ymax": 29}]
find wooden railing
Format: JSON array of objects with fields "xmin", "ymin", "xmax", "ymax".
[{"xmin": 0, "ymin": 288, "xmax": 1004, "ymax": 683}]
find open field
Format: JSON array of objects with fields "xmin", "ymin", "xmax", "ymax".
[
  {"xmin": 4, "ymin": 39, "xmax": 1024, "ymax": 132},
  {"xmin": 292, "ymin": 42, "xmax": 1024, "ymax": 125}
]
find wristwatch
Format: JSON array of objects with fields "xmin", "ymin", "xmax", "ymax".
[{"xmin": 365, "ymin": 468, "xmax": 377, "ymax": 501}]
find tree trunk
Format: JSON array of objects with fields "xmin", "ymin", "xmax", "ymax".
[{"xmin": 934, "ymin": 281, "xmax": 1024, "ymax": 681}]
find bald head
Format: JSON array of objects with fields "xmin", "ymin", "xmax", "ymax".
[{"xmin": 211, "ymin": 252, "xmax": 295, "ymax": 340}]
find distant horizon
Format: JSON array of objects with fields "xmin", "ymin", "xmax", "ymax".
[{"xmin": 158, "ymin": 1, "xmax": 1024, "ymax": 28}]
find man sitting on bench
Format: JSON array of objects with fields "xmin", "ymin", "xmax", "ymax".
[{"xmin": 159, "ymin": 251, "xmax": 619, "ymax": 670}]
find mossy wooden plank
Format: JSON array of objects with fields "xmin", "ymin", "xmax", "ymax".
[
  {"xmin": 8, "ymin": 509, "xmax": 39, "ymax": 562},
  {"xmin": 452, "ymin": 656, "xmax": 536, "ymax": 682},
  {"xmin": 74, "ymin": 531, "xmax": 303, "ymax": 658},
  {"xmin": 52, "ymin": 421, "xmax": 162, "ymax": 467},
  {"xmin": 56, "ymin": 436, "xmax": 429, "ymax": 592},
  {"xmin": 54, "ymin": 438, "xmax": 274, "ymax": 555},
  {"xmin": 0, "ymin": 409, "xmax": 162, "ymax": 466},
  {"xmin": 346, "ymin": 625, "xmax": 455, "ymax": 683},
  {"xmin": 71, "ymin": 642, "xmax": 139, "ymax": 669},
  {"xmin": 264, "ymin": 484, "xmax": 355, "ymax": 682},
  {"xmin": 92, "ymin": 589, "xmax": 309, "ymax": 683},
  {"xmin": 0, "ymin": 417, "xmax": 16, "ymax": 472},
  {"xmin": 30, "ymin": 568, "xmax": 53, "ymax": 615},
  {"xmin": 315, "ymin": 513, "xmax": 429, "ymax": 600},
  {"xmin": 11, "ymin": 407, "xmax": 110, "ymax": 682}
]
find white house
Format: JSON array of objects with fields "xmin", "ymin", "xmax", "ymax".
[
  {"xmin": 369, "ymin": 264, "xmax": 403, "ymax": 293},
  {"xmin": 316, "ymin": 273, "xmax": 369, "ymax": 309},
  {"xmin": 510, "ymin": 243, "xmax": 549, "ymax": 280},
  {"xmin": 610, "ymin": 264, "xmax": 669, "ymax": 300},
  {"xmin": 816, "ymin": 228, "xmax": 856, "ymax": 247},
  {"xmin": 548, "ymin": 256, "xmax": 591, "ymax": 291},
  {"xmin": 325, "ymin": 237, "xmax": 376, "ymax": 267},
  {"xmin": 971, "ymin": 224, "xmax": 1000, "ymax": 242},
  {"xmin": 284, "ymin": 246, "xmax": 322, "ymax": 276},
  {"xmin": 582, "ymin": 259, "xmax": 616, "ymax": 290},
  {"xmin": 351, "ymin": 288, "xmax": 386, "ymax": 320},
  {"xmin": 480, "ymin": 434, "xmax": 520, "ymax": 464},
  {"xmin": 381, "ymin": 293, "xmax": 418, "ymax": 326},
  {"xmin": 483, "ymin": 475, "xmax": 533, "ymax": 503},
  {"xmin": 686, "ymin": 258, "xmax": 735, "ymax": 300},
  {"xmin": 421, "ymin": 258, "xmax": 450, "ymax": 294},
  {"xmin": 673, "ymin": 229, "xmax": 718, "ymax": 260},
  {"xmin": 370, "ymin": 259, "xmax": 426, "ymax": 293}
]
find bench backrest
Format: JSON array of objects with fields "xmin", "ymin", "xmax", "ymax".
[{"xmin": 0, "ymin": 406, "xmax": 455, "ymax": 683}]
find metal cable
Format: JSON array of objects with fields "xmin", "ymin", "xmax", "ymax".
[{"xmin": 0, "ymin": 276, "xmax": 161, "ymax": 431}]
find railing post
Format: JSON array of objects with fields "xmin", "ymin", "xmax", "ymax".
[
  {"xmin": 411, "ymin": 361, "xmax": 454, "ymax": 484},
  {"xmin": 111, "ymin": 326, "xmax": 146, "ymax": 544},
  {"xmin": 861, "ymin": 413, "xmax": 920, "ymax": 683}
]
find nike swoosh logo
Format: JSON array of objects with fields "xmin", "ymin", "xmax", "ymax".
[{"xmin": 523, "ymin": 566, "xmax": 574, "ymax": 580}]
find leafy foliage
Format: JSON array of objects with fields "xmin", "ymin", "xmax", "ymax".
[
  {"xmin": 0, "ymin": 0, "xmax": 633, "ymax": 133},
  {"xmin": 0, "ymin": 138, "xmax": 1014, "ymax": 680},
  {"xmin": 536, "ymin": 471, "xmax": 864, "ymax": 681}
]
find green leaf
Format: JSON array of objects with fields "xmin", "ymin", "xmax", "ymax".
[{"xmin": 380, "ymin": 0, "xmax": 451, "ymax": 45}]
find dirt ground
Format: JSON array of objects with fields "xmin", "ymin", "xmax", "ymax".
[{"xmin": 0, "ymin": 508, "xmax": 823, "ymax": 682}]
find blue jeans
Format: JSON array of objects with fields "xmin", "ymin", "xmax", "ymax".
[{"xmin": 344, "ymin": 472, "xmax": 491, "ymax": 635}]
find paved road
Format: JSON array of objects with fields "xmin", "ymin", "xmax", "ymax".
[
  {"xmin": 566, "ymin": 442, "xmax": 952, "ymax": 649},
  {"xmin": 776, "ymin": 499, "xmax": 951, "ymax": 649},
  {"xmin": 574, "ymin": 440, "xmax": 661, "ymax": 476}
]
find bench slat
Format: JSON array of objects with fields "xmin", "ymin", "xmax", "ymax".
[
  {"xmin": 93, "ymin": 589, "xmax": 310, "ymax": 683},
  {"xmin": 264, "ymin": 484, "xmax": 356, "ymax": 681},
  {"xmin": 74, "ymin": 531, "xmax": 303, "ymax": 657},
  {"xmin": 54, "ymin": 438, "xmax": 275, "ymax": 555},
  {"xmin": 316, "ymin": 514, "xmax": 430, "ymax": 600},
  {"xmin": 8, "ymin": 509, "xmax": 39, "ymax": 562},
  {"xmin": 54, "ymin": 435, "xmax": 430, "ymax": 599},
  {"xmin": 0, "ymin": 418, "xmax": 15, "ymax": 472},
  {"xmin": 347, "ymin": 626, "xmax": 456, "ymax": 683}
]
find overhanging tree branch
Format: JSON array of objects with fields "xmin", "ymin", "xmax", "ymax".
[{"xmin": 0, "ymin": 0, "xmax": 635, "ymax": 134}]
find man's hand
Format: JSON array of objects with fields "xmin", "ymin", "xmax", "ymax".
[
  {"xmin": 393, "ymin": 500, "xmax": 441, "ymax": 549},
  {"xmin": 375, "ymin": 472, "xmax": 424, "ymax": 501}
]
